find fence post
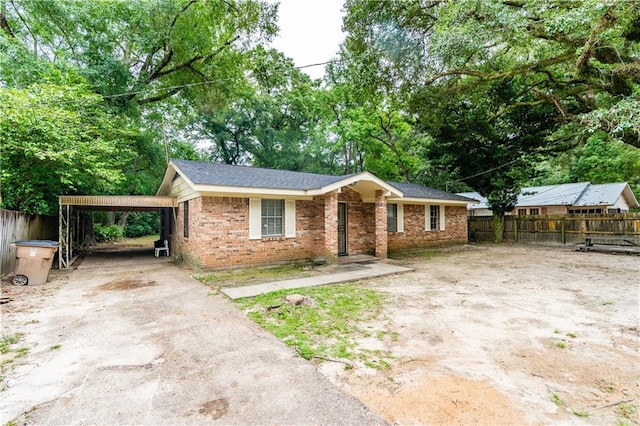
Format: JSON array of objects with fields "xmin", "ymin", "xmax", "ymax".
[
  {"xmin": 561, "ymin": 216, "xmax": 566, "ymax": 245},
  {"xmin": 513, "ymin": 216, "xmax": 518, "ymax": 243}
]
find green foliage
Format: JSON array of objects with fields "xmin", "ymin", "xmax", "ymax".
[
  {"xmin": 0, "ymin": 334, "xmax": 23, "ymax": 354},
  {"xmin": 341, "ymin": 0, "xmax": 640, "ymax": 211},
  {"xmin": 0, "ymin": 84, "xmax": 136, "ymax": 214},
  {"xmin": 237, "ymin": 283, "xmax": 391, "ymax": 364},
  {"xmin": 123, "ymin": 212, "xmax": 160, "ymax": 238},
  {"xmin": 93, "ymin": 224, "xmax": 124, "ymax": 243}
]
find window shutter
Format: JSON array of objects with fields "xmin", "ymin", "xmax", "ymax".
[
  {"xmin": 440, "ymin": 205, "xmax": 446, "ymax": 231},
  {"xmin": 397, "ymin": 204, "xmax": 404, "ymax": 233},
  {"xmin": 249, "ymin": 198, "xmax": 262, "ymax": 240},
  {"xmin": 425, "ymin": 205, "xmax": 431, "ymax": 231},
  {"xmin": 285, "ymin": 200, "xmax": 296, "ymax": 238}
]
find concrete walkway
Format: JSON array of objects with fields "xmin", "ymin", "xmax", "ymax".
[{"xmin": 221, "ymin": 261, "xmax": 413, "ymax": 299}]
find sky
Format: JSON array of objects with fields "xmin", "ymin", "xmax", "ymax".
[{"xmin": 269, "ymin": 0, "xmax": 346, "ymax": 80}]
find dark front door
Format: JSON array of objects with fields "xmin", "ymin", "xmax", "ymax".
[{"xmin": 338, "ymin": 202, "xmax": 347, "ymax": 255}]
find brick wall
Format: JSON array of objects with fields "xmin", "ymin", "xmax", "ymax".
[
  {"xmin": 178, "ymin": 195, "xmax": 330, "ymax": 269},
  {"xmin": 388, "ymin": 205, "xmax": 468, "ymax": 252},
  {"xmin": 175, "ymin": 194, "xmax": 468, "ymax": 269}
]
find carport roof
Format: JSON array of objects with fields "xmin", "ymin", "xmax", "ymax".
[{"xmin": 59, "ymin": 195, "xmax": 176, "ymax": 211}]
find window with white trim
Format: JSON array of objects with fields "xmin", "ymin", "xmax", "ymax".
[
  {"xmin": 261, "ymin": 199, "xmax": 284, "ymax": 236},
  {"xmin": 249, "ymin": 199, "xmax": 296, "ymax": 240},
  {"xmin": 387, "ymin": 204, "xmax": 397, "ymax": 232}
]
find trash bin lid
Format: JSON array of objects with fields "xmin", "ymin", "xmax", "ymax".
[{"xmin": 14, "ymin": 240, "xmax": 60, "ymax": 247}]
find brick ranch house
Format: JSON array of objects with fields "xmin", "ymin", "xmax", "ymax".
[{"xmin": 156, "ymin": 159, "xmax": 476, "ymax": 269}]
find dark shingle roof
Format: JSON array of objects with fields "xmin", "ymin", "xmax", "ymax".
[
  {"xmin": 389, "ymin": 181, "xmax": 477, "ymax": 202},
  {"xmin": 171, "ymin": 159, "xmax": 473, "ymax": 202},
  {"xmin": 172, "ymin": 159, "xmax": 349, "ymax": 190}
]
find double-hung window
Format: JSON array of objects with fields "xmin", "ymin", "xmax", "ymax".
[
  {"xmin": 426, "ymin": 205, "xmax": 445, "ymax": 231},
  {"xmin": 387, "ymin": 204, "xmax": 397, "ymax": 232},
  {"xmin": 430, "ymin": 205, "xmax": 440, "ymax": 230},
  {"xmin": 261, "ymin": 199, "xmax": 284, "ymax": 236}
]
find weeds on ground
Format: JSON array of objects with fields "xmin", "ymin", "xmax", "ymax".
[
  {"xmin": 550, "ymin": 391, "xmax": 593, "ymax": 419},
  {"xmin": 0, "ymin": 334, "xmax": 23, "ymax": 354},
  {"xmin": 237, "ymin": 283, "xmax": 394, "ymax": 369},
  {"xmin": 551, "ymin": 392, "xmax": 565, "ymax": 407},
  {"xmin": 1, "ymin": 333, "xmax": 28, "ymax": 390},
  {"xmin": 617, "ymin": 402, "xmax": 636, "ymax": 422}
]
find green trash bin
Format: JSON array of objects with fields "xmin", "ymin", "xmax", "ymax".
[{"xmin": 12, "ymin": 240, "xmax": 60, "ymax": 286}]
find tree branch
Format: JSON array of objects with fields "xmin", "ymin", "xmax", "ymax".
[
  {"xmin": 576, "ymin": 7, "xmax": 617, "ymax": 76},
  {"xmin": 427, "ymin": 52, "xmax": 575, "ymax": 84},
  {"xmin": 136, "ymin": 87, "xmax": 181, "ymax": 104},
  {"xmin": 168, "ymin": 0, "xmax": 197, "ymax": 38},
  {"xmin": 153, "ymin": 36, "xmax": 239, "ymax": 80},
  {"xmin": 0, "ymin": 11, "xmax": 15, "ymax": 38}
]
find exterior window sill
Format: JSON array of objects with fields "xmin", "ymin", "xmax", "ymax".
[{"xmin": 262, "ymin": 235, "xmax": 285, "ymax": 242}]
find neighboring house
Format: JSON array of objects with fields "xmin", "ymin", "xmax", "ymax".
[
  {"xmin": 156, "ymin": 159, "xmax": 476, "ymax": 269},
  {"xmin": 458, "ymin": 182, "xmax": 639, "ymax": 217}
]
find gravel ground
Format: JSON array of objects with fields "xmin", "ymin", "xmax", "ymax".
[{"xmin": 0, "ymin": 250, "xmax": 385, "ymax": 425}]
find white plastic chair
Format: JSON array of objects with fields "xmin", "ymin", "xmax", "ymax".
[{"xmin": 155, "ymin": 239, "xmax": 169, "ymax": 257}]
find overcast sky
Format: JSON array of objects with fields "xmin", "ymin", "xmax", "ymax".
[{"xmin": 269, "ymin": 0, "xmax": 345, "ymax": 80}]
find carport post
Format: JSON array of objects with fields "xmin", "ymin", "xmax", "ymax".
[{"xmin": 58, "ymin": 202, "xmax": 71, "ymax": 269}]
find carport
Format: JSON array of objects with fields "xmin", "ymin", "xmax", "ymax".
[{"xmin": 58, "ymin": 195, "xmax": 177, "ymax": 269}]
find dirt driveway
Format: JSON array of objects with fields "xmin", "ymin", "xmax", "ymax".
[
  {"xmin": 0, "ymin": 251, "xmax": 383, "ymax": 425},
  {"xmin": 1, "ymin": 245, "xmax": 637, "ymax": 425},
  {"xmin": 317, "ymin": 244, "xmax": 639, "ymax": 425}
]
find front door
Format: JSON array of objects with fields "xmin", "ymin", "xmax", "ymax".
[{"xmin": 337, "ymin": 202, "xmax": 347, "ymax": 255}]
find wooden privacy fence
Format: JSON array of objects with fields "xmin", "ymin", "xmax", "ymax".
[
  {"xmin": 469, "ymin": 214, "xmax": 640, "ymax": 245},
  {"xmin": 0, "ymin": 209, "xmax": 58, "ymax": 276}
]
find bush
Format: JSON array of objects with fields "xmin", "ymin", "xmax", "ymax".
[
  {"xmin": 94, "ymin": 224, "xmax": 123, "ymax": 242},
  {"xmin": 124, "ymin": 212, "xmax": 160, "ymax": 238}
]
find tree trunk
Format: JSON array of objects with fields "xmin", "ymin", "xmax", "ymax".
[
  {"xmin": 118, "ymin": 211, "xmax": 129, "ymax": 228},
  {"xmin": 492, "ymin": 213, "xmax": 505, "ymax": 243}
]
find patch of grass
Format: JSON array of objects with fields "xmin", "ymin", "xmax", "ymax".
[
  {"xmin": 50, "ymin": 345, "xmax": 62, "ymax": 351},
  {"xmin": 602, "ymin": 301, "xmax": 614, "ymax": 306},
  {"xmin": 617, "ymin": 402, "xmax": 636, "ymax": 420},
  {"xmin": 551, "ymin": 392, "xmax": 565, "ymax": 407},
  {"xmin": 555, "ymin": 341, "xmax": 567, "ymax": 349},
  {"xmin": 237, "ymin": 283, "xmax": 392, "ymax": 367},
  {"xmin": 566, "ymin": 332, "xmax": 577, "ymax": 338},
  {"xmin": 14, "ymin": 347, "xmax": 29, "ymax": 358},
  {"xmin": 0, "ymin": 334, "xmax": 23, "ymax": 354},
  {"xmin": 197, "ymin": 264, "xmax": 312, "ymax": 287},
  {"xmin": 554, "ymin": 328, "xmax": 561, "ymax": 334},
  {"xmin": 571, "ymin": 409, "xmax": 591, "ymax": 418},
  {"xmin": 595, "ymin": 379, "xmax": 615, "ymax": 393}
]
